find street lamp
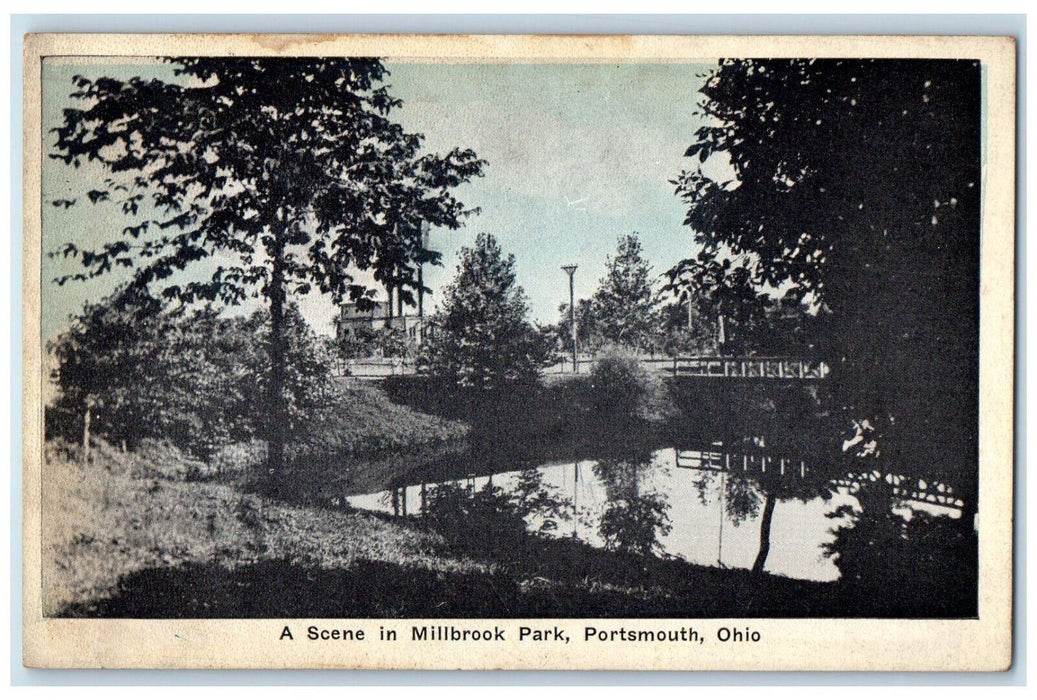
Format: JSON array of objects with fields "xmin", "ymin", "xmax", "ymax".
[{"xmin": 561, "ymin": 264, "xmax": 578, "ymax": 373}]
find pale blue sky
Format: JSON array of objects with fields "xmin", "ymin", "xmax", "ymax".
[{"xmin": 42, "ymin": 59, "xmax": 714, "ymax": 339}]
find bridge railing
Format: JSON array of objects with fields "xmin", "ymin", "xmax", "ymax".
[
  {"xmin": 668, "ymin": 356, "xmax": 829, "ymax": 380},
  {"xmin": 334, "ymin": 355, "xmax": 829, "ymax": 380},
  {"xmin": 676, "ymin": 448, "xmax": 965, "ymax": 510}
]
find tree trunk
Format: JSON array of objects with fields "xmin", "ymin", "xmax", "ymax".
[
  {"xmin": 266, "ymin": 239, "xmax": 288, "ymax": 476},
  {"xmin": 751, "ymin": 490, "xmax": 777, "ymax": 576}
]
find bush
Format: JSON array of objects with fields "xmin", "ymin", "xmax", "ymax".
[
  {"xmin": 422, "ymin": 481, "xmax": 529, "ymax": 552},
  {"xmin": 588, "ymin": 346, "xmax": 650, "ymax": 418},
  {"xmin": 49, "ymin": 297, "xmax": 337, "ymax": 462}
]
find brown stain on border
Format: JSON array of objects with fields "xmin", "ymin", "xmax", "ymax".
[{"xmin": 248, "ymin": 34, "xmax": 342, "ymax": 53}]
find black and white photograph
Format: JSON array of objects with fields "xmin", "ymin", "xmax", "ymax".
[{"xmin": 21, "ymin": 33, "xmax": 1015, "ymax": 670}]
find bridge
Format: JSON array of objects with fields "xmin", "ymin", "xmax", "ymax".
[
  {"xmin": 332, "ymin": 355, "xmax": 829, "ymax": 381},
  {"xmin": 547, "ymin": 356, "xmax": 828, "ymax": 380}
]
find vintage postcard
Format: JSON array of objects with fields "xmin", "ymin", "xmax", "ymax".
[{"xmin": 22, "ymin": 33, "xmax": 1015, "ymax": 670}]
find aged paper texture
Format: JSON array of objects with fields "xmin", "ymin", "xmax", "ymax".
[{"xmin": 23, "ymin": 33, "xmax": 1015, "ymax": 670}]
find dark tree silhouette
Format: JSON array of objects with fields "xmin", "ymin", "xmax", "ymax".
[
  {"xmin": 661, "ymin": 252, "xmax": 770, "ymax": 355},
  {"xmin": 823, "ymin": 483, "xmax": 978, "ymax": 616},
  {"xmin": 49, "ymin": 57, "xmax": 485, "ymax": 477},
  {"xmin": 674, "ymin": 59, "xmax": 981, "ymax": 512}
]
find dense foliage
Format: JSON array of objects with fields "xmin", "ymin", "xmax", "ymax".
[
  {"xmin": 587, "ymin": 346, "xmax": 651, "ymax": 419},
  {"xmin": 823, "ymin": 485, "xmax": 977, "ymax": 615},
  {"xmin": 49, "ymin": 296, "xmax": 330, "ymax": 457},
  {"xmin": 557, "ymin": 233, "xmax": 660, "ymax": 354},
  {"xmin": 674, "ymin": 59, "xmax": 981, "ymax": 502},
  {"xmin": 588, "ymin": 234, "xmax": 659, "ymax": 351}
]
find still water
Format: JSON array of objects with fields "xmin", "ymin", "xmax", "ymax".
[{"xmin": 347, "ymin": 447, "xmax": 891, "ymax": 582}]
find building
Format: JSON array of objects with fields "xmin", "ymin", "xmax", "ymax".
[
  {"xmin": 336, "ymin": 222, "xmax": 433, "ymax": 350},
  {"xmin": 334, "ymin": 301, "xmax": 426, "ymax": 346}
]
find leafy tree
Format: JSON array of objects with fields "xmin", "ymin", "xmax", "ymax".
[
  {"xmin": 421, "ymin": 233, "xmax": 553, "ymax": 390},
  {"xmin": 48, "ymin": 296, "xmax": 230, "ymax": 456},
  {"xmin": 661, "ymin": 252, "xmax": 769, "ymax": 355},
  {"xmin": 47, "ymin": 293, "xmax": 165, "ymax": 456},
  {"xmin": 674, "ymin": 59, "xmax": 981, "ymax": 508},
  {"xmin": 589, "ymin": 233, "xmax": 659, "ymax": 352},
  {"xmin": 50, "ymin": 57, "xmax": 485, "ymax": 476},
  {"xmin": 656, "ymin": 300, "xmax": 715, "ymax": 358},
  {"xmin": 49, "ymin": 294, "xmax": 333, "ymax": 459}
]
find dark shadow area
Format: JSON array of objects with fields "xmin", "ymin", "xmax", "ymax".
[
  {"xmin": 662, "ymin": 377, "xmax": 828, "ymax": 451},
  {"xmin": 823, "ymin": 485, "xmax": 978, "ymax": 618},
  {"xmin": 379, "ymin": 374, "xmax": 671, "ymax": 483},
  {"xmin": 56, "ymin": 536, "xmax": 975, "ymax": 619}
]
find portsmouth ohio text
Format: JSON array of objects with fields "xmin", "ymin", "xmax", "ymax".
[{"xmin": 584, "ymin": 627, "xmax": 704, "ymax": 643}]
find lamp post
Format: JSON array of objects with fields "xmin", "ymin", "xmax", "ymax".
[{"xmin": 561, "ymin": 264, "xmax": 578, "ymax": 373}]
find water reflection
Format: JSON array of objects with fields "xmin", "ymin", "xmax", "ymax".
[
  {"xmin": 346, "ymin": 446, "xmax": 893, "ymax": 582},
  {"xmin": 593, "ymin": 451, "xmax": 672, "ymax": 557},
  {"xmin": 685, "ymin": 445, "xmax": 842, "ymax": 575}
]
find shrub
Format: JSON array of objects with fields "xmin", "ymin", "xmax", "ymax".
[
  {"xmin": 588, "ymin": 346, "xmax": 650, "ymax": 418},
  {"xmin": 422, "ymin": 481, "xmax": 529, "ymax": 552},
  {"xmin": 49, "ymin": 297, "xmax": 335, "ymax": 462}
]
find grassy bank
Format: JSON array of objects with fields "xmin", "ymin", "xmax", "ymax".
[
  {"xmin": 42, "ymin": 439, "xmax": 474, "ymax": 616},
  {"xmin": 43, "ymin": 436, "xmax": 959, "ymax": 619},
  {"xmin": 289, "ymin": 379, "xmax": 470, "ymax": 463},
  {"xmin": 192, "ymin": 380, "xmax": 470, "ymax": 493}
]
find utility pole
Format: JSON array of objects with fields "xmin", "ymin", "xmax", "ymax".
[{"xmin": 561, "ymin": 264, "xmax": 578, "ymax": 373}]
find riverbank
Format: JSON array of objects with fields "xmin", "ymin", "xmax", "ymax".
[
  {"xmin": 43, "ymin": 438, "xmax": 828, "ymax": 617},
  {"xmin": 43, "ymin": 437, "xmax": 960, "ymax": 619}
]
